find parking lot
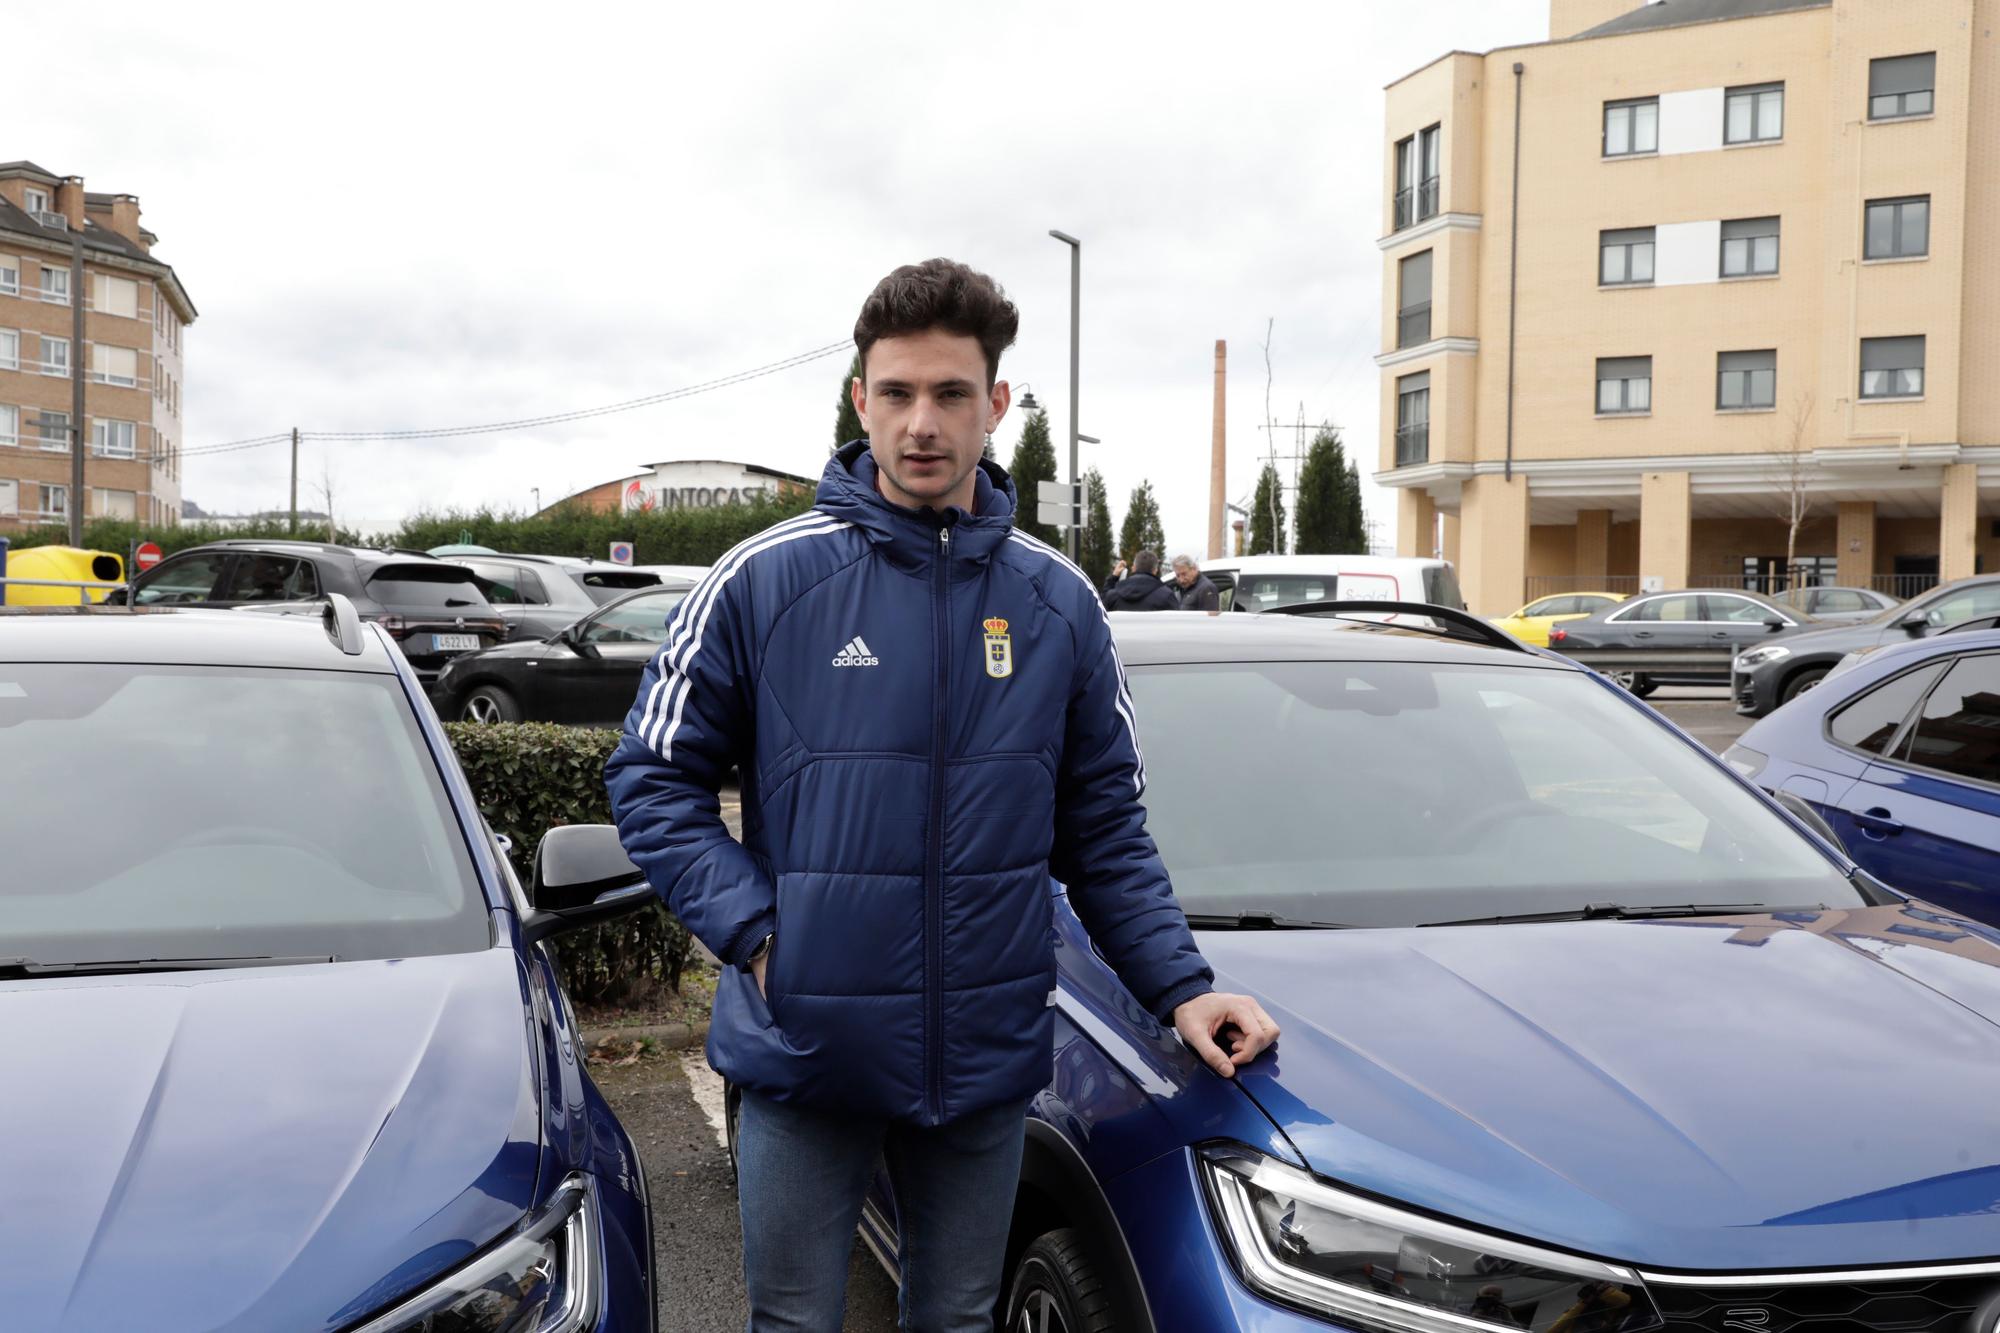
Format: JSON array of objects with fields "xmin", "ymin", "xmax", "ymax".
[{"xmin": 602, "ymin": 683, "xmax": 1750, "ymax": 1332}]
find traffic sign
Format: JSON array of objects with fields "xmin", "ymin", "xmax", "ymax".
[
  {"xmin": 608, "ymin": 541, "xmax": 634, "ymax": 566},
  {"xmin": 134, "ymin": 541, "xmax": 163, "ymax": 572},
  {"xmin": 1036, "ymin": 479, "xmax": 1079, "ymax": 529}
]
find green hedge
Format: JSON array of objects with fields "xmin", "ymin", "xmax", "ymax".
[
  {"xmin": 5, "ymin": 518, "xmax": 372, "ymax": 558},
  {"xmin": 444, "ymin": 720, "xmax": 697, "ymax": 1005}
]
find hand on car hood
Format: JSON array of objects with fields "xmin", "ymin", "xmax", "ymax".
[
  {"xmin": 0, "ymin": 949, "xmax": 541, "ymax": 1333},
  {"xmin": 1202, "ymin": 904, "xmax": 2000, "ymax": 1271}
]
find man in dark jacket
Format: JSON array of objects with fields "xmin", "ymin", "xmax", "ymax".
[
  {"xmin": 605, "ymin": 258, "xmax": 1277, "ymax": 1332},
  {"xmin": 1100, "ymin": 548, "xmax": 1178, "ymax": 611},
  {"xmin": 1170, "ymin": 553, "xmax": 1220, "ymax": 611}
]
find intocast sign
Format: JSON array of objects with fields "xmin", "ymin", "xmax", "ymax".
[{"xmin": 622, "ymin": 480, "xmax": 778, "ymax": 512}]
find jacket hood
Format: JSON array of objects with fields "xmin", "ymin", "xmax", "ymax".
[
  {"xmin": 1203, "ymin": 905, "xmax": 2000, "ymax": 1271},
  {"xmin": 1, "ymin": 949, "xmax": 541, "ymax": 1333},
  {"xmin": 817, "ymin": 441, "xmax": 1019, "ymax": 568}
]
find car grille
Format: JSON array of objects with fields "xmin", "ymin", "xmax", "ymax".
[{"xmin": 1651, "ymin": 1274, "xmax": 2000, "ymax": 1333}]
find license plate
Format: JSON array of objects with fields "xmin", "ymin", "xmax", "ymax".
[{"xmin": 433, "ymin": 634, "xmax": 481, "ymax": 652}]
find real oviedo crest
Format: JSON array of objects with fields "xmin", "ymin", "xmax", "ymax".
[{"xmin": 982, "ymin": 617, "xmax": 1013, "ymax": 679}]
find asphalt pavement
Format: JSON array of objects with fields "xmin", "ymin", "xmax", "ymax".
[{"xmin": 608, "ymin": 685, "xmax": 1748, "ymax": 1331}]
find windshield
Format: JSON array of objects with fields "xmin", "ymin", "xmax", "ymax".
[
  {"xmin": 576, "ymin": 569, "xmax": 662, "ymax": 604},
  {"xmin": 583, "ymin": 588, "xmax": 691, "ymax": 644},
  {"xmin": 1129, "ymin": 660, "xmax": 1859, "ymax": 928},
  {"xmin": 367, "ymin": 566, "xmax": 492, "ymax": 612},
  {"xmin": 0, "ymin": 665, "xmax": 489, "ymax": 967}
]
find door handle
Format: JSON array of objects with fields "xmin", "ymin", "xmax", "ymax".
[
  {"xmin": 1633, "ymin": 630, "xmax": 1654, "ymax": 639},
  {"xmin": 1853, "ymin": 807, "xmax": 1905, "ymax": 838},
  {"xmin": 1711, "ymin": 631, "xmax": 1732, "ymax": 639}
]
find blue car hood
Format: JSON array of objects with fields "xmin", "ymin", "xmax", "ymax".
[
  {"xmin": 0, "ymin": 948, "xmax": 542, "ymax": 1333},
  {"xmin": 1207, "ymin": 906, "xmax": 2000, "ymax": 1272}
]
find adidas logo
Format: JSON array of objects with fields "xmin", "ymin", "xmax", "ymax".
[{"xmin": 831, "ymin": 635, "xmax": 880, "ymax": 668}]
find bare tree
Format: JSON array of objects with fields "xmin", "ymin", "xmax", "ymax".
[
  {"xmin": 314, "ymin": 454, "xmax": 338, "ymax": 544},
  {"xmin": 1771, "ymin": 394, "xmax": 1815, "ymax": 589}
]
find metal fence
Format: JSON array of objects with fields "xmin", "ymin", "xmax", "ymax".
[
  {"xmin": 1521, "ymin": 570, "xmax": 1937, "ymax": 605},
  {"xmin": 1522, "ymin": 575, "xmax": 1644, "ymax": 600},
  {"xmin": 0, "ymin": 576, "xmax": 127, "ymax": 606}
]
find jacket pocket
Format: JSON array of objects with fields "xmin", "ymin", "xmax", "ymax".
[{"xmin": 729, "ymin": 959, "xmax": 776, "ymax": 1031}]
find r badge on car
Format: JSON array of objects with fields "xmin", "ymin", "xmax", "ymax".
[{"xmin": 983, "ymin": 617, "xmax": 1013, "ymax": 679}]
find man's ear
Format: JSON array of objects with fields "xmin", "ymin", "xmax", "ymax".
[
  {"xmin": 850, "ymin": 375, "xmax": 867, "ymax": 433},
  {"xmin": 987, "ymin": 379, "xmax": 1011, "ymax": 434}
]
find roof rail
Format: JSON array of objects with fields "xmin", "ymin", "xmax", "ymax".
[
  {"xmin": 323, "ymin": 592, "xmax": 365, "ymax": 655},
  {"xmin": 1258, "ymin": 599, "xmax": 1529, "ymax": 653}
]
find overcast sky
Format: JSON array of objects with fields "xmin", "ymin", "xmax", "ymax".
[{"xmin": 24, "ymin": 0, "xmax": 1546, "ymax": 549}]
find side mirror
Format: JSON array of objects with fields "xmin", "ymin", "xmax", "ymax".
[
  {"xmin": 560, "ymin": 624, "xmax": 601, "ymax": 657},
  {"xmin": 523, "ymin": 824, "xmax": 651, "ymax": 943},
  {"xmin": 1763, "ymin": 616, "xmax": 1787, "ymax": 631},
  {"xmin": 1898, "ymin": 609, "xmax": 1931, "ymax": 634},
  {"xmin": 1770, "ymin": 790, "xmax": 1848, "ymax": 859}
]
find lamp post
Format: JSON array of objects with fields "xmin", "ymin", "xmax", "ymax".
[
  {"xmin": 1049, "ymin": 229, "xmax": 1081, "ymax": 560},
  {"xmin": 531, "ymin": 487, "xmax": 541, "ymax": 515}
]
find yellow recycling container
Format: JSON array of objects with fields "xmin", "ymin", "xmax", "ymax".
[{"xmin": 3, "ymin": 545, "xmax": 126, "ymax": 605}]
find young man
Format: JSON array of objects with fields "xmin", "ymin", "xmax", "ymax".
[
  {"xmin": 1101, "ymin": 549, "xmax": 1178, "ymax": 611},
  {"xmin": 606, "ymin": 258, "xmax": 1277, "ymax": 1331}
]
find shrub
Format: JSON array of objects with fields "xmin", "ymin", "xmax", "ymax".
[
  {"xmin": 391, "ymin": 493, "xmax": 816, "ymax": 564},
  {"xmin": 444, "ymin": 720, "xmax": 697, "ymax": 1006}
]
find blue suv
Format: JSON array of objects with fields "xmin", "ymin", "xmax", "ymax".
[
  {"xmin": 0, "ymin": 599, "xmax": 658, "ymax": 1332},
  {"xmin": 770, "ymin": 607, "xmax": 2000, "ymax": 1331}
]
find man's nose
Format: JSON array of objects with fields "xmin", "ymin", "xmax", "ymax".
[{"xmin": 906, "ymin": 396, "xmax": 941, "ymax": 439}]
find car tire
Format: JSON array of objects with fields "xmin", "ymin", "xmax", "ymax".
[
  {"xmin": 1611, "ymin": 671, "xmax": 1657, "ymax": 699},
  {"xmin": 1780, "ymin": 667, "xmax": 1829, "ymax": 704},
  {"xmin": 461, "ymin": 685, "xmax": 522, "ymax": 724},
  {"xmin": 1004, "ymin": 1229, "xmax": 1116, "ymax": 1333}
]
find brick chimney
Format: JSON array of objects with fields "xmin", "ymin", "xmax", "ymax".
[
  {"xmin": 98, "ymin": 194, "xmax": 148, "ymax": 251},
  {"xmin": 54, "ymin": 175, "xmax": 85, "ymax": 229}
]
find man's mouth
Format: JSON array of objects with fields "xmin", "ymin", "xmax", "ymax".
[{"xmin": 904, "ymin": 452, "xmax": 947, "ymax": 467}]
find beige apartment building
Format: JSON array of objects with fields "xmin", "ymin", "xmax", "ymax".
[
  {"xmin": 0, "ymin": 161, "xmax": 195, "ymax": 535},
  {"xmin": 1377, "ymin": 0, "xmax": 2000, "ymax": 615}
]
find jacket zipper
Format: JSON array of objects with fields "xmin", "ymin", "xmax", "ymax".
[{"xmin": 925, "ymin": 522, "xmax": 950, "ymax": 1123}]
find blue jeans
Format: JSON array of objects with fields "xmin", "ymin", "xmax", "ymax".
[{"xmin": 736, "ymin": 1089, "xmax": 1028, "ymax": 1332}]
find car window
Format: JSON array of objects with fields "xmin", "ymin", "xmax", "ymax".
[
  {"xmin": 1239, "ymin": 575, "xmax": 1334, "ymax": 609},
  {"xmin": 1706, "ymin": 596, "xmax": 1778, "ymax": 623},
  {"xmin": 582, "ymin": 588, "xmax": 691, "ymax": 644},
  {"xmin": 1814, "ymin": 589, "xmax": 1866, "ymax": 613},
  {"xmin": 1422, "ymin": 565, "xmax": 1463, "ymax": 609},
  {"xmin": 220, "ymin": 554, "xmax": 316, "ymax": 603},
  {"xmin": 463, "ymin": 560, "xmax": 547, "ymax": 606},
  {"xmin": 1902, "ymin": 655, "xmax": 2000, "ymax": 785},
  {"xmin": 1828, "ymin": 661, "xmax": 1949, "ymax": 756},
  {"xmin": 577, "ymin": 569, "xmax": 663, "ymax": 605},
  {"xmin": 1629, "ymin": 595, "xmax": 1701, "ymax": 622},
  {"xmin": 1575, "ymin": 595, "xmax": 1617, "ymax": 613},
  {"xmin": 366, "ymin": 566, "xmax": 491, "ymax": 612},
  {"xmin": 132, "ymin": 553, "xmax": 231, "ymax": 605},
  {"xmin": 1524, "ymin": 596, "xmax": 1570, "ymax": 617},
  {"xmin": 1925, "ymin": 583, "xmax": 2000, "ymax": 628},
  {"xmin": 1128, "ymin": 661, "xmax": 1858, "ymax": 927},
  {"xmin": 0, "ymin": 665, "xmax": 488, "ymax": 966}
]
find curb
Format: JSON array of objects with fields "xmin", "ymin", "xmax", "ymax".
[{"xmin": 580, "ymin": 1020, "xmax": 708, "ymax": 1051}]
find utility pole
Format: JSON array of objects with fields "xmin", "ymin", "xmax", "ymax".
[
  {"xmin": 289, "ymin": 428, "xmax": 300, "ymax": 534},
  {"xmin": 1209, "ymin": 340, "xmax": 1226, "ymax": 559},
  {"xmin": 67, "ymin": 231, "xmax": 84, "ymax": 547},
  {"xmin": 1050, "ymin": 230, "xmax": 1082, "ymax": 561}
]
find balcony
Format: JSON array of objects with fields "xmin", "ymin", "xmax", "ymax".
[
  {"xmin": 1392, "ymin": 178, "xmax": 1440, "ymax": 231},
  {"xmin": 1394, "ymin": 422, "xmax": 1430, "ymax": 468},
  {"xmin": 1397, "ymin": 302, "xmax": 1432, "ymax": 349}
]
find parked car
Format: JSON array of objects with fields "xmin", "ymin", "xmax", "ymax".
[
  {"xmin": 1551, "ymin": 587, "xmax": 1810, "ymax": 697},
  {"xmin": 1775, "ymin": 584, "xmax": 1900, "ymax": 623},
  {"xmin": 1201, "ymin": 555, "xmax": 1466, "ymax": 612},
  {"xmin": 1727, "ymin": 627, "xmax": 2000, "ymax": 923},
  {"xmin": 0, "ymin": 598, "xmax": 657, "ymax": 1331},
  {"xmin": 107, "ymin": 540, "xmax": 507, "ymax": 684},
  {"xmin": 436, "ymin": 582, "xmax": 694, "ymax": 724},
  {"xmin": 454, "ymin": 553, "xmax": 665, "ymax": 640},
  {"xmin": 720, "ymin": 604, "xmax": 2000, "ymax": 1329},
  {"xmin": 1733, "ymin": 574, "xmax": 2000, "ymax": 716},
  {"xmin": 630, "ymin": 563, "xmax": 712, "ymax": 584},
  {"xmin": 1490, "ymin": 590, "xmax": 1627, "ymax": 647}
]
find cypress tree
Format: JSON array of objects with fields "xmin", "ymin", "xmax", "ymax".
[
  {"xmin": 1079, "ymin": 467, "xmax": 1115, "ymax": 587},
  {"xmin": 1009, "ymin": 408, "xmax": 1061, "ymax": 546},
  {"xmin": 1247, "ymin": 461, "xmax": 1286, "ymax": 555},
  {"xmin": 1119, "ymin": 480, "xmax": 1166, "ymax": 563},
  {"xmin": 832, "ymin": 352, "xmax": 864, "ymax": 455}
]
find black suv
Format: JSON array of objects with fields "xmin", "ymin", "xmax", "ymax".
[
  {"xmin": 109, "ymin": 540, "xmax": 505, "ymax": 682},
  {"xmin": 452, "ymin": 553, "xmax": 663, "ymax": 640}
]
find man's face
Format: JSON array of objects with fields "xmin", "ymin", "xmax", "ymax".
[
  {"xmin": 1174, "ymin": 562, "xmax": 1197, "ymax": 587},
  {"xmin": 855, "ymin": 329, "xmax": 1008, "ymax": 513}
]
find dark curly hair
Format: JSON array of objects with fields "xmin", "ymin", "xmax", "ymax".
[{"xmin": 853, "ymin": 258, "xmax": 1020, "ymax": 387}]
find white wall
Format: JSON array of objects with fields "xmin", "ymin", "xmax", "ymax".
[
  {"xmin": 1654, "ymin": 219, "xmax": 1722, "ymax": 286},
  {"xmin": 1658, "ymin": 86, "xmax": 1723, "ymax": 156}
]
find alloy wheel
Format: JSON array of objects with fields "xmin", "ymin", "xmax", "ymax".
[
  {"xmin": 1015, "ymin": 1290, "xmax": 1069, "ymax": 1333},
  {"xmin": 464, "ymin": 694, "xmax": 503, "ymax": 723}
]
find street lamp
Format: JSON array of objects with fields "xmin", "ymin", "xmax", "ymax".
[
  {"xmin": 1049, "ymin": 229, "xmax": 1081, "ymax": 560},
  {"xmin": 531, "ymin": 487, "xmax": 541, "ymax": 514}
]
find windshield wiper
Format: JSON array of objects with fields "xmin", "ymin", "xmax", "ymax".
[
  {"xmin": 1418, "ymin": 903, "xmax": 1781, "ymax": 928},
  {"xmin": 1184, "ymin": 911, "xmax": 1353, "ymax": 930},
  {"xmin": 0, "ymin": 954, "xmax": 337, "ymax": 979}
]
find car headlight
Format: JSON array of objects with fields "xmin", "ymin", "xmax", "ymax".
[
  {"xmin": 350, "ymin": 1174, "xmax": 601, "ymax": 1333},
  {"xmin": 1199, "ymin": 1148, "xmax": 1661, "ymax": 1333},
  {"xmin": 1734, "ymin": 645, "xmax": 1791, "ymax": 671}
]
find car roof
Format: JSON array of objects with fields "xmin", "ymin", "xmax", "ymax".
[
  {"xmin": 181, "ymin": 540, "xmax": 459, "ymax": 571},
  {"xmin": 0, "ymin": 605, "xmax": 398, "ymax": 672},
  {"xmin": 1201, "ymin": 554, "xmax": 1445, "ymax": 573},
  {"xmin": 1107, "ymin": 610, "xmax": 1575, "ymax": 670}
]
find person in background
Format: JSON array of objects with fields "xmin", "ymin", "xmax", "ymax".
[
  {"xmin": 1101, "ymin": 549, "xmax": 1178, "ymax": 611},
  {"xmin": 1169, "ymin": 554, "xmax": 1219, "ymax": 612}
]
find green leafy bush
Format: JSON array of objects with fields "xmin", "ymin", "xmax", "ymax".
[
  {"xmin": 391, "ymin": 493, "xmax": 816, "ymax": 564},
  {"xmin": 444, "ymin": 720, "xmax": 696, "ymax": 1006}
]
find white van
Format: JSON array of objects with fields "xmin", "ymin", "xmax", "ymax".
[{"xmin": 1199, "ymin": 555, "xmax": 1465, "ymax": 612}]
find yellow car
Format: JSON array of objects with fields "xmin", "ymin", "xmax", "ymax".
[{"xmin": 1491, "ymin": 591, "xmax": 1628, "ymax": 647}]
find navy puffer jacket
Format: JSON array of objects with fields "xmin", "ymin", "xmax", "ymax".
[{"xmin": 606, "ymin": 443, "xmax": 1213, "ymax": 1125}]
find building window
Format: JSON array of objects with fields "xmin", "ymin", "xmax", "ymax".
[
  {"xmin": 91, "ymin": 273, "xmax": 139, "ymax": 319},
  {"xmin": 39, "ymin": 264, "xmax": 69, "ymax": 305},
  {"xmin": 1597, "ymin": 356, "xmax": 1652, "ymax": 415},
  {"xmin": 1720, "ymin": 217, "xmax": 1781, "ymax": 277},
  {"xmin": 0, "ymin": 405, "xmax": 15, "ymax": 446},
  {"xmin": 1600, "ymin": 227, "xmax": 1656, "ymax": 285},
  {"xmin": 1865, "ymin": 196, "xmax": 1930, "ymax": 260},
  {"xmin": 91, "ymin": 487, "xmax": 137, "ymax": 520},
  {"xmin": 1604, "ymin": 97, "xmax": 1659, "ymax": 157},
  {"xmin": 92, "ymin": 419, "xmax": 137, "ymax": 459},
  {"xmin": 0, "ymin": 330, "xmax": 15, "ymax": 371},
  {"xmin": 1870, "ymin": 53, "xmax": 1936, "ymax": 120},
  {"xmin": 0, "ymin": 479, "xmax": 15, "ymax": 516},
  {"xmin": 23, "ymin": 188, "xmax": 49, "ymax": 215},
  {"xmin": 1718, "ymin": 350, "xmax": 1777, "ymax": 410},
  {"xmin": 1860, "ymin": 336, "xmax": 1925, "ymax": 399},
  {"xmin": 0, "ymin": 254, "xmax": 15, "ymax": 295},
  {"xmin": 1396, "ymin": 371, "xmax": 1431, "ymax": 467},
  {"xmin": 43, "ymin": 483, "xmax": 66, "ymax": 518},
  {"xmin": 39, "ymin": 335, "xmax": 69, "ymax": 377},
  {"xmin": 91, "ymin": 344, "xmax": 139, "ymax": 388},
  {"xmin": 34, "ymin": 410, "xmax": 69, "ymax": 452},
  {"xmin": 1395, "ymin": 124, "xmax": 1442, "ymax": 230},
  {"xmin": 1397, "ymin": 250, "xmax": 1433, "ymax": 348},
  {"xmin": 1725, "ymin": 83, "xmax": 1784, "ymax": 143}
]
